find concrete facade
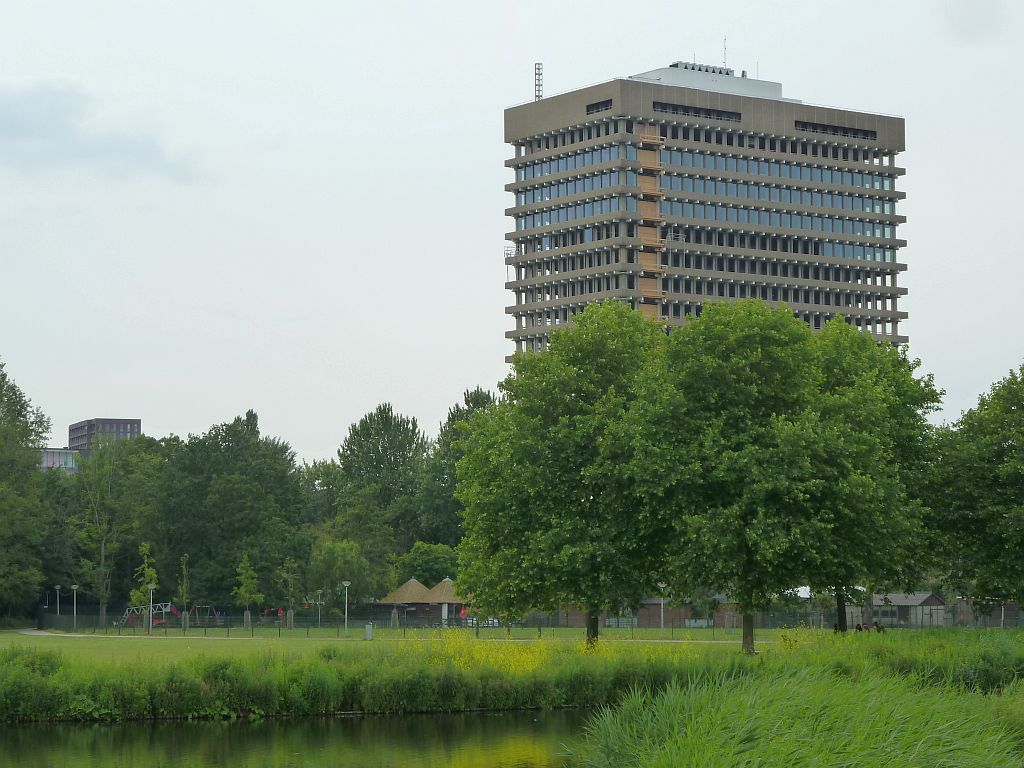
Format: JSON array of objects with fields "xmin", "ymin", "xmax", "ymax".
[
  {"xmin": 68, "ymin": 418, "xmax": 142, "ymax": 451},
  {"xmin": 504, "ymin": 62, "xmax": 907, "ymax": 356}
]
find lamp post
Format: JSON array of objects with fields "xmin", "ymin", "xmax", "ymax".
[
  {"xmin": 71, "ymin": 585, "xmax": 78, "ymax": 632},
  {"xmin": 55, "ymin": 585, "xmax": 61, "ymax": 618},
  {"xmin": 342, "ymin": 581, "xmax": 351, "ymax": 636},
  {"xmin": 148, "ymin": 584, "xmax": 156, "ymax": 635},
  {"xmin": 657, "ymin": 582, "xmax": 667, "ymax": 634}
]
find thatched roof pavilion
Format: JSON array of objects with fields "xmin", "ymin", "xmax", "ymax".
[
  {"xmin": 379, "ymin": 578, "xmax": 432, "ymax": 605},
  {"xmin": 425, "ymin": 577, "xmax": 463, "ymax": 604}
]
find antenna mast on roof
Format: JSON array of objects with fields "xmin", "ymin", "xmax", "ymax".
[
  {"xmin": 723, "ymin": 37, "xmax": 727, "ymax": 68},
  {"xmin": 534, "ymin": 63, "xmax": 543, "ymax": 101}
]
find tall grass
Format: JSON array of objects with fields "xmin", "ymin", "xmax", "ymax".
[{"xmin": 570, "ymin": 668, "xmax": 1022, "ymax": 767}]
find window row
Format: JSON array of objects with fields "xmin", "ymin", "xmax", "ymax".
[
  {"xmin": 515, "ymin": 249, "xmax": 620, "ymax": 281},
  {"xmin": 661, "ymin": 278, "xmax": 894, "ymax": 312},
  {"xmin": 659, "ymin": 200, "xmax": 895, "ymax": 239},
  {"xmin": 520, "ymin": 119, "xmax": 624, "ymax": 155},
  {"xmin": 660, "ymin": 175, "xmax": 894, "ymax": 214},
  {"xmin": 659, "ymin": 149, "xmax": 895, "ymax": 190},
  {"xmin": 664, "ymin": 227, "xmax": 897, "ymax": 263},
  {"xmin": 515, "ymin": 170, "xmax": 638, "ymax": 206},
  {"xmin": 518, "ymin": 274, "xmax": 624, "ymax": 305},
  {"xmin": 660, "ymin": 251, "xmax": 894, "ymax": 286},
  {"xmin": 516, "ymin": 144, "xmax": 637, "ymax": 181},
  {"xmin": 656, "ymin": 124, "xmax": 891, "ymax": 166},
  {"xmin": 521, "ymin": 224, "xmax": 623, "ymax": 253},
  {"xmin": 516, "ymin": 196, "xmax": 637, "ymax": 230}
]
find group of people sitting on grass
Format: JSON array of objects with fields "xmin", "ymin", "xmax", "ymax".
[{"xmin": 833, "ymin": 621, "xmax": 886, "ymax": 633}]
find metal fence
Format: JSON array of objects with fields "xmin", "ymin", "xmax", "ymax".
[{"xmin": 36, "ymin": 601, "xmax": 1024, "ymax": 639}]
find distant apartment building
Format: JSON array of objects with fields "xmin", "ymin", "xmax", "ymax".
[
  {"xmin": 68, "ymin": 418, "xmax": 142, "ymax": 451},
  {"xmin": 504, "ymin": 62, "xmax": 906, "ymax": 356}
]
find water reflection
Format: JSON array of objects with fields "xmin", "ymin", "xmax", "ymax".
[{"xmin": 0, "ymin": 709, "xmax": 589, "ymax": 768}]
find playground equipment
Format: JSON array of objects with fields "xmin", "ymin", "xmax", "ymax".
[
  {"xmin": 119, "ymin": 601, "xmax": 180, "ymax": 628},
  {"xmin": 187, "ymin": 604, "xmax": 223, "ymax": 627}
]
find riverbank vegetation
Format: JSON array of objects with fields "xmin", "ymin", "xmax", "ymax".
[{"xmin": 4, "ymin": 629, "xmax": 1024, "ymax": 725}]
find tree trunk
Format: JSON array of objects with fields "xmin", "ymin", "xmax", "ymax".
[
  {"xmin": 585, "ymin": 607, "xmax": 600, "ymax": 647},
  {"xmin": 243, "ymin": 609, "xmax": 252, "ymax": 631},
  {"xmin": 741, "ymin": 612, "xmax": 755, "ymax": 654},
  {"xmin": 287, "ymin": 609, "xmax": 294, "ymax": 629},
  {"xmin": 99, "ymin": 601, "xmax": 107, "ymax": 628},
  {"xmin": 836, "ymin": 591, "xmax": 848, "ymax": 632}
]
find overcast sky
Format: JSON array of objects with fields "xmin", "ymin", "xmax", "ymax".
[{"xmin": 1, "ymin": 0, "xmax": 1020, "ymax": 460}]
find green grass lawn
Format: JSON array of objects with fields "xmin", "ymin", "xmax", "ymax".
[{"xmin": 0, "ymin": 623, "xmax": 776, "ymax": 665}]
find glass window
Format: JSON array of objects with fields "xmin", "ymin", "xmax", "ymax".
[
  {"xmin": 684, "ymin": 203, "xmax": 693, "ymax": 218},
  {"xmin": 682, "ymin": 151, "xmax": 692, "ymax": 167}
]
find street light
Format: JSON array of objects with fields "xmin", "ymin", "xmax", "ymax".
[
  {"xmin": 71, "ymin": 585, "xmax": 78, "ymax": 632},
  {"xmin": 342, "ymin": 581, "xmax": 351, "ymax": 636},
  {"xmin": 657, "ymin": 582, "xmax": 667, "ymax": 633},
  {"xmin": 148, "ymin": 584, "xmax": 156, "ymax": 635},
  {"xmin": 55, "ymin": 585, "xmax": 61, "ymax": 618}
]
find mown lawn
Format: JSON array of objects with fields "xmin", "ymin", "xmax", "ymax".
[{"xmin": 0, "ymin": 624, "xmax": 775, "ymax": 664}]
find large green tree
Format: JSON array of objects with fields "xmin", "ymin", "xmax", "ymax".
[
  {"xmin": 74, "ymin": 435, "xmax": 162, "ymax": 625},
  {"xmin": 657, "ymin": 302, "xmax": 836, "ymax": 653},
  {"xmin": 929, "ymin": 365, "xmax": 1024, "ymax": 602},
  {"xmin": 807, "ymin": 318, "xmax": 940, "ymax": 629},
  {"xmin": 143, "ymin": 411, "xmax": 305, "ymax": 607},
  {"xmin": 0, "ymin": 358, "xmax": 51, "ymax": 616},
  {"xmin": 336, "ymin": 403, "xmax": 428, "ymax": 552},
  {"xmin": 457, "ymin": 302, "xmax": 669, "ymax": 643},
  {"xmin": 395, "ymin": 541, "xmax": 458, "ymax": 587},
  {"xmin": 416, "ymin": 387, "xmax": 496, "ymax": 547},
  {"xmin": 306, "ymin": 538, "xmax": 385, "ymax": 608}
]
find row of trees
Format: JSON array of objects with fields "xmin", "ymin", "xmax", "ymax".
[
  {"xmin": 3, "ymin": 301, "xmax": 1022, "ymax": 647},
  {"xmin": 0, "ymin": 354, "xmax": 490, "ymax": 623},
  {"xmin": 457, "ymin": 301, "xmax": 1021, "ymax": 652}
]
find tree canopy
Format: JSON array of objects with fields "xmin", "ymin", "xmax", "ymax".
[{"xmin": 457, "ymin": 302, "xmax": 670, "ymax": 643}]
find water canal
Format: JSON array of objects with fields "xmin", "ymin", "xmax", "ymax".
[{"xmin": 0, "ymin": 709, "xmax": 591, "ymax": 768}]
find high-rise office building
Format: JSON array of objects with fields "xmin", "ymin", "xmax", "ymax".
[
  {"xmin": 68, "ymin": 418, "xmax": 142, "ymax": 451},
  {"xmin": 504, "ymin": 62, "xmax": 906, "ymax": 356}
]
